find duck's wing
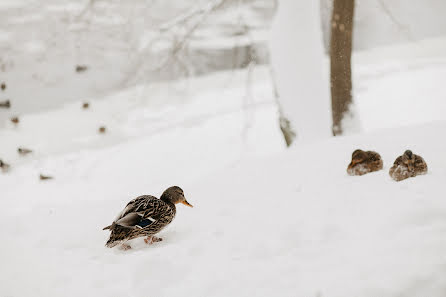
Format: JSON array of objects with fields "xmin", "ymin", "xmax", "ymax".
[
  {"xmin": 367, "ymin": 151, "xmax": 381, "ymax": 161},
  {"xmin": 112, "ymin": 195, "xmax": 171, "ymax": 229},
  {"xmin": 392, "ymin": 155, "xmax": 403, "ymax": 165},
  {"xmin": 414, "ymin": 155, "xmax": 428, "ymax": 173}
]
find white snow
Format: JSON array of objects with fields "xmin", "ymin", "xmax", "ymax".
[
  {"xmin": 2, "ymin": 2, "xmax": 446, "ymax": 296},
  {"xmin": 270, "ymin": 0, "xmax": 332, "ymax": 141}
]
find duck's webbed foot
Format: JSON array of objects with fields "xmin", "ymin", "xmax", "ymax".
[
  {"xmin": 119, "ymin": 243, "xmax": 132, "ymax": 250},
  {"xmin": 144, "ymin": 236, "xmax": 163, "ymax": 245}
]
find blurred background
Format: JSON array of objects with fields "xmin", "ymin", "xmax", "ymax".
[{"xmin": 1, "ymin": 0, "xmax": 446, "ymax": 175}]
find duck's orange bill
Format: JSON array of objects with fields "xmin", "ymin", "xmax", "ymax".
[{"xmin": 182, "ymin": 200, "xmax": 193, "ymax": 208}]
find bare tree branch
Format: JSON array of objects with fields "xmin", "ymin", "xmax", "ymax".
[{"xmin": 376, "ymin": 0, "xmax": 413, "ymax": 41}]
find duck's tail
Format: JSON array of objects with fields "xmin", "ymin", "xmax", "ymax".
[
  {"xmin": 104, "ymin": 224, "xmax": 133, "ymax": 248},
  {"xmin": 102, "ymin": 222, "xmax": 116, "ymax": 230}
]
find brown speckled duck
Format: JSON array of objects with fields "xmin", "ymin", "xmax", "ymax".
[
  {"xmin": 103, "ymin": 186, "xmax": 192, "ymax": 250},
  {"xmin": 347, "ymin": 149, "xmax": 383, "ymax": 176},
  {"xmin": 389, "ymin": 150, "xmax": 427, "ymax": 181}
]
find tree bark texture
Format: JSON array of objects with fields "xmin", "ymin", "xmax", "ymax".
[{"xmin": 330, "ymin": 0, "xmax": 354, "ymax": 135}]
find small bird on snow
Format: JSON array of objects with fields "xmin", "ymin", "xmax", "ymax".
[
  {"xmin": 10, "ymin": 116, "xmax": 19, "ymax": 125},
  {"xmin": 98, "ymin": 126, "xmax": 106, "ymax": 134},
  {"xmin": 103, "ymin": 186, "xmax": 193, "ymax": 250},
  {"xmin": 389, "ymin": 150, "xmax": 427, "ymax": 182},
  {"xmin": 0, "ymin": 159, "xmax": 10, "ymax": 173},
  {"xmin": 18, "ymin": 147, "xmax": 33, "ymax": 156},
  {"xmin": 39, "ymin": 174, "xmax": 53, "ymax": 181},
  {"xmin": 347, "ymin": 149, "xmax": 383, "ymax": 176},
  {"xmin": 0, "ymin": 100, "xmax": 10, "ymax": 108}
]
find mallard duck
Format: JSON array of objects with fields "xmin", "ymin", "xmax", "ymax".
[
  {"xmin": 75, "ymin": 65, "xmax": 88, "ymax": 73},
  {"xmin": 389, "ymin": 150, "xmax": 427, "ymax": 181},
  {"xmin": 1, "ymin": 82, "xmax": 5, "ymax": 90},
  {"xmin": 0, "ymin": 100, "xmax": 10, "ymax": 108},
  {"xmin": 18, "ymin": 147, "xmax": 33, "ymax": 156},
  {"xmin": 39, "ymin": 174, "xmax": 53, "ymax": 180},
  {"xmin": 0, "ymin": 159, "xmax": 10, "ymax": 173},
  {"xmin": 98, "ymin": 126, "xmax": 106, "ymax": 134},
  {"xmin": 347, "ymin": 149, "xmax": 383, "ymax": 176},
  {"xmin": 103, "ymin": 186, "xmax": 193, "ymax": 250},
  {"xmin": 82, "ymin": 102, "xmax": 89, "ymax": 109},
  {"xmin": 10, "ymin": 116, "xmax": 19, "ymax": 125}
]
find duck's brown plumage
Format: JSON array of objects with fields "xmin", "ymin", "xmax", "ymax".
[
  {"xmin": 103, "ymin": 186, "xmax": 192, "ymax": 248},
  {"xmin": 389, "ymin": 150, "xmax": 427, "ymax": 181},
  {"xmin": 347, "ymin": 149, "xmax": 383, "ymax": 176}
]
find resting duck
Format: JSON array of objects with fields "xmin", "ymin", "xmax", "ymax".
[
  {"xmin": 389, "ymin": 150, "xmax": 427, "ymax": 181},
  {"xmin": 18, "ymin": 147, "xmax": 33, "ymax": 156},
  {"xmin": 347, "ymin": 149, "xmax": 383, "ymax": 176},
  {"xmin": 0, "ymin": 159, "xmax": 10, "ymax": 173},
  {"xmin": 39, "ymin": 174, "xmax": 53, "ymax": 180},
  {"xmin": 10, "ymin": 116, "xmax": 19, "ymax": 125},
  {"xmin": 98, "ymin": 126, "xmax": 106, "ymax": 134},
  {"xmin": 103, "ymin": 186, "xmax": 193, "ymax": 250},
  {"xmin": 0, "ymin": 100, "xmax": 10, "ymax": 108}
]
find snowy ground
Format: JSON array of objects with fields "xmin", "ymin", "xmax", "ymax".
[
  {"xmin": 2, "ymin": 119, "xmax": 446, "ymax": 296},
  {"xmin": 2, "ymin": 3, "xmax": 446, "ymax": 294}
]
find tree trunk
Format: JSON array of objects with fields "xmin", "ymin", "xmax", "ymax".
[{"xmin": 330, "ymin": 0, "xmax": 354, "ymax": 135}]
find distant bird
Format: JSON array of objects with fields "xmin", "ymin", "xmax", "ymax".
[
  {"xmin": 347, "ymin": 149, "xmax": 383, "ymax": 176},
  {"xmin": 82, "ymin": 102, "xmax": 89, "ymax": 109},
  {"xmin": 103, "ymin": 186, "xmax": 193, "ymax": 250},
  {"xmin": 75, "ymin": 65, "xmax": 88, "ymax": 73},
  {"xmin": 10, "ymin": 116, "xmax": 19, "ymax": 125},
  {"xmin": 39, "ymin": 174, "xmax": 53, "ymax": 181},
  {"xmin": 389, "ymin": 150, "xmax": 428, "ymax": 181},
  {"xmin": 0, "ymin": 159, "xmax": 10, "ymax": 173},
  {"xmin": 18, "ymin": 147, "xmax": 33, "ymax": 156},
  {"xmin": 0, "ymin": 100, "xmax": 10, "ymax": 108},
  {"xmin": 1, "ymin": 82, "xmax": 5, "ymax": 90},
  {"xmin": 98, "ymin": 126, "xmax": 106, "ymax": 134}
]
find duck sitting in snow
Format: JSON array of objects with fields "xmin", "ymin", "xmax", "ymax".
[
  {"xmin": 347, "ymin": 149, "xmax": 383, "ymax": 176},
  {"xmin": 103, "ymin": 186, "xmax": 193, "ymax": 250},
  {"xmin": 0, "ymin": 159, "xmax": 10, "ymax": 173},
  {"xmin": 389, "ymin": 150, "xmax": 427, "ymax": 182},
  {"xmin": 0, "ymin": 100, "xmax": 10, "ymax": 108},
  {"xmin": 18, "ymin": 147, "xmax": 33, "ymax": 156}
]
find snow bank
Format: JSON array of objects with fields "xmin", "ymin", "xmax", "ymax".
[{"xmin": 1, "ymin": 118, "xmax": 446, "ymax": 296}]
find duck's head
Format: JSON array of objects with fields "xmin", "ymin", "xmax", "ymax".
[
  {"xmin": 350, "ymin": 149, "xmax": 368, "ymax": 166},
  {"xmin": 402, "ymin": 150, "xmax": 415, "ymax": 170},
  {"xmin": 403, "ymin": 150, "xmax": 413, "ymax": 159},
  {"xmin": 161, "ymin": 186, "xmax": 193, "ymax": 207}
]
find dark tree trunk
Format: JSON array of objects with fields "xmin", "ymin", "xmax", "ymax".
[{"xmin": 330, "ymin": 0, "xmax": 355, "ymax": 135}]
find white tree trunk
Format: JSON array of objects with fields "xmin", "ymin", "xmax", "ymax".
[{"xmin": 270, "ymin": 0, "xmax": 331, "ymax": 142}]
